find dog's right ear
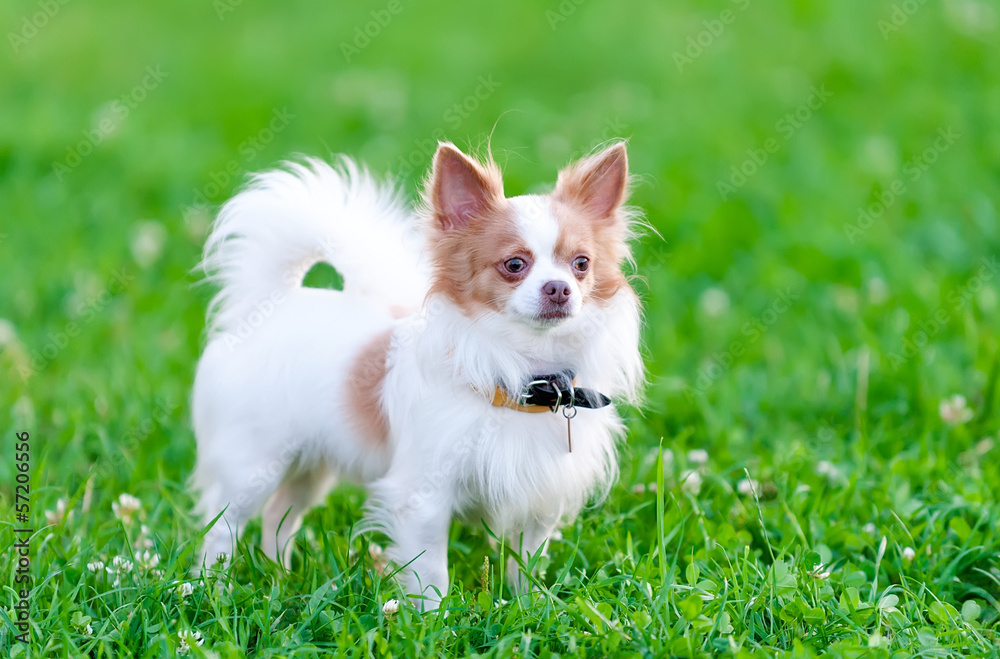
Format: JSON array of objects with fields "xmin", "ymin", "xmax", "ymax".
[{"xmin": 431, "ymin": 143, "xmax": 503, "ymax": 231}]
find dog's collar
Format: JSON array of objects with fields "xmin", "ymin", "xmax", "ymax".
[{"xmin": 490, "ymin": 370, "xmax": 611, "ymax": 414}]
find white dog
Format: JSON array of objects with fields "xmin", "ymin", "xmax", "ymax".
[{"xmin": 191, "ymin": 141, "xmax": 643, "ymax": 609}]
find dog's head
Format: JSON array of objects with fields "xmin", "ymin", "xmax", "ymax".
[{"xmin": 423, "ymin": 142, "xmax": 633, "ymax": 329}]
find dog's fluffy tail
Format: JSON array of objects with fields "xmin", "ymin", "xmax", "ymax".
[{"xmin": 201, "ymin": 157, "xmax": 429, "ymax": 336}]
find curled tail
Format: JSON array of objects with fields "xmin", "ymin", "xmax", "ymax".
[{"xmin": 201, "ymin": 157, "xmax": 429, "ymax": 336}]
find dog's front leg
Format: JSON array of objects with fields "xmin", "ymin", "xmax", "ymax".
[
  {"xmin": 506, "ymin": 520, "xmax": 557, "ymax": 596},
  {"xmin": 381, "ymin": 495, "xmax": 452, "ymax": 611}
]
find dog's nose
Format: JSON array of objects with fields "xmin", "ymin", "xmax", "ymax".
[{"xmin": 542, "ymin": 280, "xmax": 572, "ymax": 305}]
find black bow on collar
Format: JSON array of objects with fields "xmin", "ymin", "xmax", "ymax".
[{"xmin": 514, "ymin": 370, "xmax": 611, "ymax": 411}]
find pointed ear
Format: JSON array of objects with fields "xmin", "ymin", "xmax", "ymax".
[
  {"xmin": 554, "ymin": 142, "xmax": 629, "ymax": 218},
  {"xmin": 430, "ymin": 143, "xmax": 503, "ymax": 230}
]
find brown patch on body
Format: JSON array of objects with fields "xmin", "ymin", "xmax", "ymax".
[
  {"xmin": 388, "ymin": 304, "xmax": 415, "ymax": 319},
  {"xmin": 345, "ymin": 329, "xmax": 393, "ymax": 447}
]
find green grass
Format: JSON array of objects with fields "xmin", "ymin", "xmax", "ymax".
[{"xmin": 2, "ymin": 0, "xmax": 999, "ymax": 656}]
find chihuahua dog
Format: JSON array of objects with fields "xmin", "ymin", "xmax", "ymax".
[{"xmin": 191, "ymin": 141, "xmax": 643, "ymax": 609}]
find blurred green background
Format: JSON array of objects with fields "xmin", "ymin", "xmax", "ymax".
[{"xmin": 1, "ymin": 0, "xmax": 999, "ymax": 655}]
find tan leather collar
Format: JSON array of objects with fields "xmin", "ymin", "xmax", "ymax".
[{"xmin": 489, "ymin": 386, "xmax": 554, "ymax": 414}]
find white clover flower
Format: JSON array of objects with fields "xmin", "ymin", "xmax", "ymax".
[
  {"xmin": 939, "ymin": 395, "xmax": 974, "ymax": 426},
  {"xmin": 680, "ymin": 469, "xmax": 702, "ymax": 495},
  {"xmin": 0, "ymin": 318, "xmax": 17, "ymax": 347},
  {"xmin": 177, "ymin": 582, "xmax": 195, "ymax": 597},
  {"xmin": 112, "ymin": 493, "xmax": 142, "ymax": 523},
  {"xmin": 130, "ymin": 221, "xmax": 167, "ymax": 269},
  {"xmin": 866, "ymin": 277, "xmax": 889, "ymax": 304},
  {"xmin": 109, "ymin": 556, "xmax": 134, "ymax": 573},
  {"xmin": 816, "ymin": 461, "xmax": 846, "ymax": 487},
  {"xmin": 902, "ymin": 546, "xmax": 916, "ymax": 562},
  {"xmin": 87, "ymin": 560, "xmax": 106, "ymax": 573},
  {"xmin": 83, "ymin": 623, "xmax": 93, "ymax": 636},
  {"xmin": 177, "ymin": 629, "xmax": 204, "ymax": 655},
  {"xmin": 687, "ymin": 449, "xmax": 709, "ymax": 465},
  {"xmin": 815, "ymin": 461, "xmax": 838, "ymax": 477},
  {"xmin": 136, "ymin": 524, "xmax": 155, "ymax": 549},
  {"xmin": 107, "ymin": 555, "xmax": 134, "ymax": 587},
  {"xmin": 630, "ymin": 483, "xmax": 647, "ymax": 495},
  {"xmin": 45, "ymin": 498, "xmax": 69, "ymax": 526},
  {"xmin": 699, "ymin": 287, "xmax": 730, "ymax": 318},
  {"xmin": 863, "ymin": 523, "xmax": 877, "ymax": 535},
  {"xmin": 661, "ymin": 448, "xmax": 674, "ymax": 469},
  {"xmin": 737, "ymin": 478, "xmax": 759, "ymax": 497},
  {"xmin": 137, "ymin": 550, "xmax": 160, "ymax": 571},
  {"xmin": 369, "ymin": 543, "xmax": 388, "ymax": 575},
  {"xmin": 382, "ymin": 599, "xmax": 400, "ymax": 616},
  {"xmin": 809, "ymin": 563, "xmax": 831, "ymax": 579}
]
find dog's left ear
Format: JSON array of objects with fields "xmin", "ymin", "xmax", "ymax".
[{"xmin": 554, "ymin": 142, "xmax": 629, "ymax": 219}]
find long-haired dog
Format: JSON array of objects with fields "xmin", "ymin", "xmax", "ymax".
[{"xmin": 191, "ymin": 141, "xmax": 643, "ymax": 608}]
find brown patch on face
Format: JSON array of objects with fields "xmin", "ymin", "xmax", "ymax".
[
  {"xmin": 422, "ymin": 141, "xmax": 633, "ymax": 317},
  {"xmin": 345, "ymin": 329, "xmax": 392, "ymax": 447},
  {"xmin": 550, "ymin": 199, "xmax": 629, "ymax": 302},
  {"xmin": 423, "ymin": 144, "xmax": 532, "ymax": 316},
  {"xmin": 427, "ymin": 200, "xmax": 532, "ymax": 314},
  {"xmin": 550, "ymin": 143, "xmax": 633, "ymax": 303}
]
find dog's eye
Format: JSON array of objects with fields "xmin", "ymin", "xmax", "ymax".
[
  {"xmin": 573, "ymin": 256, "xmax": 590, "ymax": 272},
  {"xmin": 504, "ymin": 258, "xmax": 526, "ymax": 274}
]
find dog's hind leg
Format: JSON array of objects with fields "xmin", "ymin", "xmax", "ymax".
[
  {"xmin": 261, "ymin": 461, "xmax": 338, "ymax": 569},
  {"xmin": 193, "ymin": 439, "xmax": 295, "ymax": 572}
]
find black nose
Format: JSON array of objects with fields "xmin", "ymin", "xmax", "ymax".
[{"xmin": 542, "ymin": 280, "xmax": 571, "ymax": 305}]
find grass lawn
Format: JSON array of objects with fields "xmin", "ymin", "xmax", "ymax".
[{"xmin": 2, "ymin": 0, "xmax": 999, "ymax": 656}]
